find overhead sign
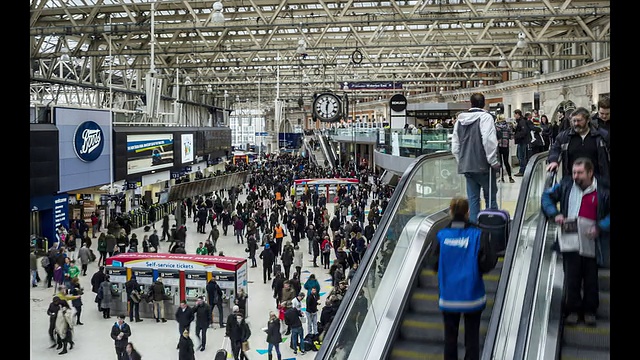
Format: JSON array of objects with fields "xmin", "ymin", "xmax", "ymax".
[
  {"xmin": 255, "ymin": 132, "xmax": 268, "ymax": 136},
  {"xmin": 73, "ymin": 121, "xmax": 104, "ymax": 162},
  {"xmin": 390, "ymin": 94, "xmax": 408, "ymax": 112},
  {"xmin": 347, "ymin": 82, "xmax": 403, "ymax": 90}
]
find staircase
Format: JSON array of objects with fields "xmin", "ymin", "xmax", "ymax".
[
  {"xmin": 389, "ymin": 257, "xmax": 504, "ymax": 360},
  {"xmin": 559, "ymin": 268, "xmax": 610, "ymax": 360}
]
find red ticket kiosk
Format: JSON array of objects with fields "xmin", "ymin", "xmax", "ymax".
[{"xmin": 105, "ymin": 253, "xmax": 248, "ymax": 320}]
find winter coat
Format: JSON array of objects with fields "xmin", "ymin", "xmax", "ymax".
[
  {"xmin": 55, "ymin": 307, "xmax": 74, "ymax": 339},
  {"xmin": 266, "ymin": 319, "xmax": 282, "ymax": 345},
  {"xmin": 100, "ymin": 280, "xmax": 117, "ymax": 309}
]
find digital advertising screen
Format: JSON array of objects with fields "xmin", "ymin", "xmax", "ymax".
[
  {"xmin": 127, "ymin": 134, "xmax": 174, "ymax": 175},
  {"xmin": 181, "ymin": 133, "xmax": 194, "ymax": 163}
]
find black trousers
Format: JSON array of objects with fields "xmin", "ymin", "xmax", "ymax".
[
  {"xmin": 195, "ymin": 324, "xmax": 207, "ymax": 348},
  {"xmin": 212, "ymin": 302, "xmax": 225, "ymax": 326},
  {"xmin": 562, "ymin": 252, "xmax": 599, "ymax": 315},
  {"xmin": 442, "ymin": 310, "xmax": 482, "ymax": 360},
  {"xmin": 129, "ymin": 300, "xmax": 140, "ymax": 321},
  {"xmin": 263, "ymin": 265, "xmax": 272, "ymax": 283},
  {"xmin": 497, "ymin": 146, "xmax": 512, "ymax": 177}
]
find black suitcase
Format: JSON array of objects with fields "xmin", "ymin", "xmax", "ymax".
[
  {"xmin": 214, "ymin": 349, "xmax": 227, "ymax": 360},
  {"xmin": 274, "ymin": 263, "xmax": 282, "ymax": 276},
  {"xmin": 477, "ymin": 171, "xmax": 510, "ymax": 255}
]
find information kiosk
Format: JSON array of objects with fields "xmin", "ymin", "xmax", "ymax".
[
  {"xmin": 131, "ymin": 268, "xmax": 155, "ymax": 319},
  {"xmin": 106, "ymin": 266, "xmax": 128, "ymax": 314},
  {"xmin": 105, "ymin": 253, "xmax": 248, "ymax": 320}
]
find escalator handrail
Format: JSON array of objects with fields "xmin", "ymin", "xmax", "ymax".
[
  {"xmin": 512, "ymin": 167, "xmax": 558, "ymax": 358},
  {"xmin": 314, "ymin": 151, "xmax": 456, "ymax": 360},
  {"xmin": 481, "ymin": 151, "xmax": 550, "ymax": 359}
]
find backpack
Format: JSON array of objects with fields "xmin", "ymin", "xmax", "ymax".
[
  {"xmin": 322, "ymin": 242, "xmax": 331, "ymax": 253},
  {"xmin": 40, "ymin": 256, "xmax": 50, "ymax": 268}
]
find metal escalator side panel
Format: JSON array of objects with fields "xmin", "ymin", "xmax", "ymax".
[
  {"xmin": 315, "ymin": 152, "xmax": 461, "ymax": 360},
  {"xmin": 481, "ymin": 151, "xmax": 550, "ymax": 360}
]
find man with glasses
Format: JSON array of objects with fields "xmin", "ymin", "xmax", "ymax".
[{"xmin": 546, "ymin": 106, "xmax": 610, "ymax": 268}]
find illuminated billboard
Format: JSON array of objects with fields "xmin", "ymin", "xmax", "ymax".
[{"xmin": 127, "ymin": 134, "xmax": 174, "ymax": 175}]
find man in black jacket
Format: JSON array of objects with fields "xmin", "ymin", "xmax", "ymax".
[
  {"xmin": 125, "ymin": 274, "xmax": 143, "ymax": 322},
  {"xmin": 260, "ymin": 243, "xmax": 275, "ymax": 283},
  {"xmin": 512, "ymin": 109, "xmax": 528, "ymax": 176},
  {"xmin": 110, "ymin": 315, "xmax": 132, "ymax": 360},
  {"xmin": 206, "ymin": 277, "xmax": 225, "ymax": 328},
  {"xmin": 193, "ymin": 296, "xmax": 212, "ymax": 351},
  {"xmin": 175, "ymin": 300, "xmax": 194, "ymax": 348},
  {"xmin": 284, "ymin": 302, "xmax": 306, "ymax": 355}
]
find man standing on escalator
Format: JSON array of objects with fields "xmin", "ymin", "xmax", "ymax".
[{"xmin": 541, "ymin": 157, "xmax": 610, "ymax": 326}]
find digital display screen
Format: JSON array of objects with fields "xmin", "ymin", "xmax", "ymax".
[{"xmin": 186, "ymin": 288, "xmax": 200, "ymax": 298}]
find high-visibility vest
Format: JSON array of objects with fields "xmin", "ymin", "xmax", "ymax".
[
  {"xmin": 274, "ymin": 226, "xmax": 284, "ymax": 239},
  {"xmin": 275, "ymin": 192, "xmax": 282, "ymax": 201}
]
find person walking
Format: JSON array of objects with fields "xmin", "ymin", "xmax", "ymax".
[
  {"xmin": 226, "ymin": 305, "xmax": 251, "ymax": 360},
  {"xmin": 206, "ymin": 276, "xmax": 226, "ymax": 328},
  {"xmin": 428, "ymin": 197, "xmax": 498, "ymax": 360},
  {"xmin": 175, "ymin": 300, "xmax": 195, "ymax": 348},
  {"xmin": 293, "ymin": 244, "xmax": 303, "ymax": 277},
  {"xmin": 451, "ymin": 92, "xmax": 501, "ymax": 223},
  {"xmin": 178, "ymin": 329, "xmax": 196, "ymax": 360},
  {"xmin": 266, "ymin": 311, "xmax": 283, "ymax": 360},
  {"xmin": 55, "ymin": 305, "xmax": 75, "ymax": 355},
  {"xmin": 541, "ymin": 157, "xmax": 610, "ymax": 325},
  {"xmin": 124, "ymin": 342, "xmax": 143, "ymax": 360},
  {"xmin": 495, "ymin": 114, "xmax": 515, "ymax": 183},
  {"xmin": 513, "ymin": 109, "xmax": 528, "ymax": 176},
  {"xmin": 260, "ymin": 243, "xmax": 275, "ymax": 284},
  {"xmin": 193, "ymin": 296, "xmax": 212, "ymax": 351},
  {"xmin": 110, "ymin": 315, "xmax": 132, "ymax": 360}
]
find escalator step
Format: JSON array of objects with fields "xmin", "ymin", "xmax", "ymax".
[
  {"xmin": 390, "ymin": 340, "xmax": 473, "ymax": 360},
  {"xmin": 597, "ymin": 292, "xmax": 610, "ymax": 320},
  {"xmin": 562, "ymin": 321, "xmax": 610, "ymax": 350},
  {"xmin": 410, "ymin": 288, "xmax": 495, "ymax": 319},
  {"xmin": 399, "ymin": 313, "xmax": 488, "ymax": 344},
  {"xmin": 419, "ymin": 270, "xmax": 501, "ymax": 293},
  {"xmin": 598, "ymin": 269, "xmax": 610, "ymax": 292},
  {"xmin": 560, "ymin": 346, "xmax": 611, "ymax": 360}
]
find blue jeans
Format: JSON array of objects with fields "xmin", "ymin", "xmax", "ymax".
[
  {"xmin": 465, "ymin": 170, "xmax": 498, "ymax": 224},
  {"xmin": 306, "ymin": 311, "xmax": 318, "ymax": 335},
  {"xmin": 291, "ymin": 326, "xmax": 304, "ymax": 352},
  {"xmin": 516, "ymin": 143, "xmax": 528, "ymax": 173},
  {"xmin": 268, "ymin": 342, "xmax": 281, "ymax": 356},
  {"xmin": 31, "ymin": 270, "xmax": 39, "ymax": 286}
]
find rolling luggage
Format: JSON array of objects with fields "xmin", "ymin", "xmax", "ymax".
[
  {"xmin": 477, "ymin": 170, "xmax": 510, "ymax": 256},
  {"xmin": 274, "ymin": 263, "xmax": 282, "ymax": 276},
  {"xmin": 215, "ymin": 337, "xmax": 229, "ymax": 360}
]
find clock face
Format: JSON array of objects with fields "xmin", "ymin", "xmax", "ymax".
[{"xmin": 313, "ymin": 93, "xmax": 342, "ymax": 122}]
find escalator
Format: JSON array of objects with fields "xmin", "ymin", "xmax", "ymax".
[
  {"xmin": 507, "ymin": 163, "xmax": 610, "ymax": 360},
  {"xmin": 315, "ymin": 151, "xmax": 550, "ymax": 360},
  {"xmin": 317, "ymin": 131, "xmax": 337, "ymax": 168}
]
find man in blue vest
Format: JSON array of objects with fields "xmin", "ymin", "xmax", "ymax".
[{"xmin": 429, "ymin": 197, "xmax": 497, "ymax": 360}]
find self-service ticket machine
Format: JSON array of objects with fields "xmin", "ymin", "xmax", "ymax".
[
  {"xmin": 212, "ymin": 271, "xmax": 237, "ymax": 320},
  {"xmin": 106, "ymin": 267, "xmax": 128, "ymax": 314},
  {"xmin": 131, "ymin": 268, "xmax": 154, "ymax": 319},
  {"xmin": 157, "ymin": 269, "xmax": 181, "ymax": 320},
  {"xmin": 184, "ymin": 270, "xmax": 208, "ymax": 307}
]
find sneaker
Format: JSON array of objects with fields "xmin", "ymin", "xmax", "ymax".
[
  {"xmin": 135, "ymin": 319, "xmax": 143, "ymax": 322},
  {"xmin": 514, "ymin": 173, "xmax": 524, "ymax": 177},
  {"xmin": 509, "ymin": 177, "xmax": 515, "ymax": 183},
  {"xmin": 565, "ymin": 313, "xmax": 579, "ymax": 325},
  {"xmin": 584, "ymin": 313, "xmax": 597, "ymax": 326},
  {"xmin": 293, "ymin": 351, "xmax": 297, "ymax": 355},
  {"xmin": 162, "ymin": 318, "xmax": 167, "ymax": 323}
]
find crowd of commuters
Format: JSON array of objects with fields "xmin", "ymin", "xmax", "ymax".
[{"xmin": 34, "ymin": 141, "xmax": 396, "ymax": 359}]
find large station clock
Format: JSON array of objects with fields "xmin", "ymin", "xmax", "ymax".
[{"xmin": 312, "ymin": 92, "xmax": 342, "ymax": 122}]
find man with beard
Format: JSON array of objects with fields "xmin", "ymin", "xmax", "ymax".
[{"xmin": 547, "ymin": 107, "xmax": 610, "ymax": 182}]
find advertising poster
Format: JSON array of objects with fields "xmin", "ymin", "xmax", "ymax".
[
  {"xmin": 127, "ymin": 134, "xmax": 174, "ymax": 175},
  {"xmin": 181, "ymin": 133, "xmax": 194, "ymax": 163}
]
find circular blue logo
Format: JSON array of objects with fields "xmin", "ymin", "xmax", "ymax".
[{"xmin": 73, "ymin": 120, "xmax": 104, "ymax": 162}]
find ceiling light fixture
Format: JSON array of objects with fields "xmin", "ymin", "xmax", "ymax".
[
  {"xmin": 516, "ymin": 32, "xmax": 527, "ymax": 48},
  {"xmin": 212, "ymin": 0, "xmax": 225, "ymax": 25},
  {"xmin": 498, "ymin": 56, "xmax": 507, "ymax": 67}
]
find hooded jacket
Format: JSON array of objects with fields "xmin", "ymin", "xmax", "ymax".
[{"xmin": 452, "ymin": 108, "xmax": 500, "ymax": 174}]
